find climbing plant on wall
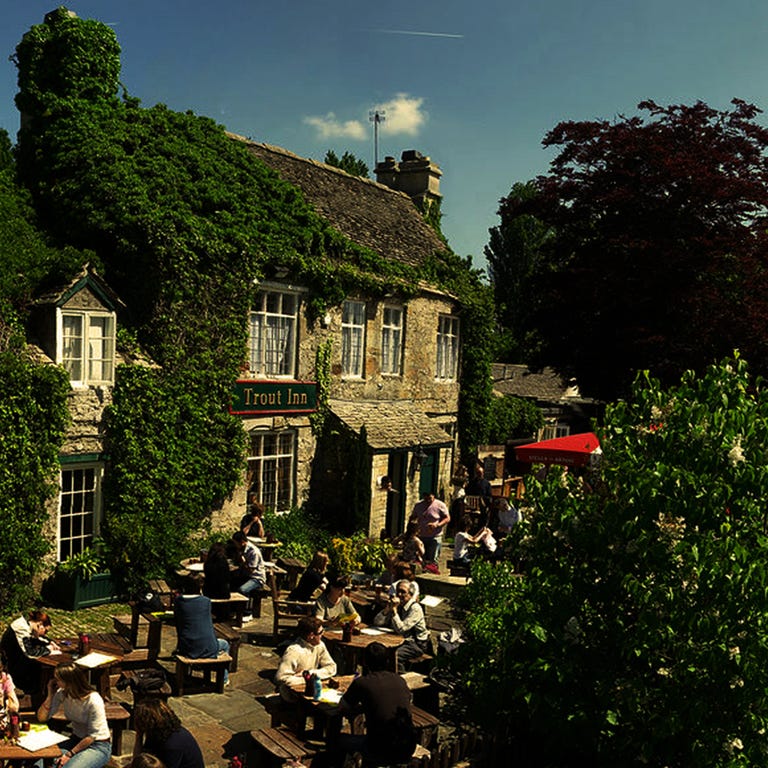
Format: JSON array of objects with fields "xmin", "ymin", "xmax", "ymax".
[{"xmin": 11, "ymin": 8, "xmax": 495, "ymax": 580}]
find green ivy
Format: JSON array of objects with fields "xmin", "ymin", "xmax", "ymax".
[{"xmin": 10, "ymin": 9, "xmax": 496, "ymax": 588}]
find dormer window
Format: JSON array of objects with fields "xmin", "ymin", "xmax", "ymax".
[{"xmin": 59, "ymin": 309, "xmax": 116, "ymax": 385}]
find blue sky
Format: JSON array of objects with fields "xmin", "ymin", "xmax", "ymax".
[{"xmin": 1, "ymin": 1, "xmax": 768, "ymax": 269}]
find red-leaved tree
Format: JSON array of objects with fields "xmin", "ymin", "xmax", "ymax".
[{"xmin": 502, "ymin": 99, "xmax": 768, "ymax": 399}]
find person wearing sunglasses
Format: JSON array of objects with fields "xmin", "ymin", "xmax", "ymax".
[
  {"xmin": 373, "ymin": 580, "xmax": 431, "ymax": 665},
  {"xmin": 275, "ymin": 616, "xmax": 336, "ymax": 701}
]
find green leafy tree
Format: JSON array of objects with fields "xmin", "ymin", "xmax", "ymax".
[
  {"xmin": 0, "ymin": 167, "xmax": 74, "ymax": 610},
  {"xmin": 451, "ymin": 355, "xmax": 768, "ymax": 766},
  {"xmin": 324, "ymin": 149, "xmax": 369, "ymax": 178},
  {"xmin": 486, "ymin": 394, "xmax": 542, "ymax": 445},
  {"xmin": 485, "ymin": 181, "xmax": 552, "ymax": 361}
]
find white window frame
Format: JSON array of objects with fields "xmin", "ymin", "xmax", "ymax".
[
  {"xmin": 540, "ymin": 421, "xmax": 571, "ymax": 441},
  {"xmin": 248, "ymin": 290, "xmax": 299, "ymax": 377},
  {"xmin": 57, "ymin": 309, "xmax": 116, "ymax": 386},
  {"xmin": 435, "ymin": 314, "xmax": 460, "ymax": 380},
  {"xmin": 58, "ymin": 462, "xmax": 104, "ymax": 562},
  {"xmin": 381, "ymin": 306, "xmax": 403, "ymax": 375},
  {"xmin": 342, "ymin": 300, "xmax": 366, "ymax": 379},
  {"xmin": 246, "ymin": 431, "xmax": 295, "ymax": 512}
]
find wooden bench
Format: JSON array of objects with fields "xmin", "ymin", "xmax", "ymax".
[
  {"xmin": 411, "ymin": 706, "xmax": 440, "ymax": 748},
  {"xmin": 213, "ymin": 622, "xmax": 242, "ymax": 672},
  {"xmin": 52, "ymin": 700, "xmax": 131, "ymax": 755},
  {"xmin": 175, "ymin": 653, "xmax": 232, "ymax": 695},
  {"xmin": 210, "ymin": 593, "xmax": 250, "ymax": 627},
  {"xmin": 276, "ymin": 556, "xmax": 306, "ymax": 591},
  {"xmin": 402, "ymin": 653, "xmax": 434, "ymax": 674},
  {"xmin": 360, "ymin": 743, "xmax": 431, "ymax": 768},
  {"xmin": 112, "ymin": 601, "xmax": 164, "ymax": 667},
  {"xmin": 447, "ymin": 560, "xmax": 471, "ymax": 578},
  {"xmin": 251, "ymin": 726, "xmax": 317, "ymax": 766}
]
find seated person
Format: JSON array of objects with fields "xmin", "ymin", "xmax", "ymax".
[
  {"xmin": 453, "ymin": 515, "xmax": 481, "ymax": 565},
  {"xmin": 474, "ymin": 513, "xmax": 500, "ymax": 560},
  {"xmin": 373, "ymin": 580, "xmax": 431, "ymax": 665},
  {"xmin": 315, "ymin": 577, "xmax": 361, "ymax": 627},
  {"xmin": 393, "ymin": 522, "xmax": 425, "ymax": 572},
  {"xmin": 0, "ymin": 658, "xmax": 19, "ymax": 729},
  {"xmin": 289, "ymin": 551, "xmax": 329, "ymax": 602},
  {"xmin": 496, "ymin": 498, "xmax": 523, "ymax": 536},
  {"xmin": 240, "ymin": 498, "xmax": 266, "ymax": 539},
  {"xmin": 37, "ymin": 662, "xmax": 112, "ymax": 768},
  {"xmin": 374, "ymin": 553, "xmax": 400, "ymax": 591},
  {"xmin": 173, "ymin": 576, "xmax": 230, "ymax": 685},
  {"xmin": 230, "ymin": 530, "xmax": 266, "ymax": 622},
  {"xmin": 274, "ymin": 616, "xmax": 337, "ymax": 701},
  {"xmin": 133, "ymin": 699, "xmax": 204, "ymax": 768},
  {"xmin": 202, "ymin": 542, "xmax": 231, "ymax": 600},
  {"xmin": 1, "ymin": 609, "xmax": 59, "ymax": 694},
  {"xmin": 333, "ymin": 642, "xmax": 416, "ymax": 766}
]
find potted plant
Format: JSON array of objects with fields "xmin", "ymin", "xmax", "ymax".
[{"xmin": 44, "ymin": 545, "xmax": 120, "ymax": 610}]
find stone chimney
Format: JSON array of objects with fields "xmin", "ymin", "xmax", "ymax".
[{"xmin": 375, "ymin": 150, "xmax": 442, "ymax": 210}]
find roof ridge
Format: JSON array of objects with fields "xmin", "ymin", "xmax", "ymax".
[{"xmin": 226, "ymin": 132, "xmax": 413, "ymax": 201}]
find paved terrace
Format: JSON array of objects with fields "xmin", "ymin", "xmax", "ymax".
[{"xmin": 3, "ymin": 549, "xmax": 471, "ymax": 767}]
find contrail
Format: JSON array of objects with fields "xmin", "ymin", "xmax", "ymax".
[{"xmin": 377, "ymin": 29, "xmax": 463, "ymax": 39}]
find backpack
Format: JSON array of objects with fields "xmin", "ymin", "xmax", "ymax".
[
  {"xmin": 116, "ymin": 668, "xmax": 167, "ymax": 694},
  {"xmin": 137, "ymin": 592, "xmax": 165, "ymax": 613}
]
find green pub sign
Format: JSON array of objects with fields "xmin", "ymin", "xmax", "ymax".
[{"xmin": 231, "ymin": 379, "xmax": 317, "ymax": 415}]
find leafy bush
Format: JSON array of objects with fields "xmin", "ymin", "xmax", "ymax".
[
  {"xmin": 486, "ymin": 393, "xmax": 543, "ymax": 444},
  {"xmin": 58, "ymin": 547, "xmax": 106, "ymax": 580},
  {"xmin": 450, "ymin": 356, "xmax": 768, "ymax": 767},
  {"xmin": 328, "ymin": 532, "xmax": 393, "ymax": 576},
  {"xmin": 263, "ymin": 507, "xmax": 330, "ymax": 564}
]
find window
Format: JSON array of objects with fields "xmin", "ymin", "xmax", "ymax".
[
  {"xmin": 436, "ymin": 315, "xmax": 460, "ymax": 380},
  {"xmin": 59, "ymin": 310, "xmax": 115, "ymax": 385},
  {"xmin": 248, "ymin": 291, "xmax": 299, "ymax": 376},
  {"xmin": 381, "ymin": 306, "xmax": 403, "ymax": 375},
  {"xmin": 342, "ymin": 300, "xmax": 366, "ymax": 378},
  {"xmin": 58, "ymin": 463, "xmax": 103, "ymax": 561},
  {"xmin": 247, "ymin": 431, "xmax": 295, "ymax": 512},
  {"xmin": 540, "ymin": 421, "xmax": 570, "ymax": 441}
]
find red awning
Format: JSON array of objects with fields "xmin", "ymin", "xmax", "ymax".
[{"xmin": 514, "ymin": 432, "xmax": 601, "ymax": 467}]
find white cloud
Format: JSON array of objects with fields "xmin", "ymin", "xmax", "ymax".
[
  {"xmin": 302, "ymin": 113, "xmax": 367, "ymax": 140},
  {"xmin": 376, "ymin": 94, "xmax": 427, "ymax": 136},
  {"xmin": 303, "ymin": 94, "xmax": 427, "ymax": 141}
]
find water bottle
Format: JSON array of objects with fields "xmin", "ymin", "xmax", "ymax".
[
  {"xmin": 312, "ymin": 674, "xmax": 322, "ymax": 701},
  {"xmin": 342, "ymin": 621, "xmax": 352, "ymax": 643},
  {"xmin": 303, "ymin": 670, "xmax": 313, "ymax": 697}
]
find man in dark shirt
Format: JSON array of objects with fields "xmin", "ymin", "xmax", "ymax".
[
  {"xmin": 334, "ymin": 642, "xmax": 416, "ymax": 765},
  {"xmin": 465, "ymin": 465, "xmax": 492, "ymax": 512}
]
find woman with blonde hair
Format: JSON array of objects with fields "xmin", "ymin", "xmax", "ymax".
[
  {"xmin": 37, "ymin": 662, "xmax": 111, "ymax": 768},
  {"xmin": 133, "ymin": 699, "xmax": 204, "ymax": 768}
]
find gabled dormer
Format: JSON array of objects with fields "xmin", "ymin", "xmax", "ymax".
[{"xmin": 30, "ymin": 265, "xmax": 124, "ymax": 387}]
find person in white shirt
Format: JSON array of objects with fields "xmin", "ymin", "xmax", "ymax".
[
  {"xmin": 37, "ymin": 662, "xmax": 112, "ymax": 768},
  {"xmin": 275, "ymin": 616, "xmax": 337, "ymax": 701}
]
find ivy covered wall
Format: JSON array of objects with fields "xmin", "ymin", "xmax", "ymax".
[{"xmin": 7, "ymin": 8, "xmax": 494, "ymax": 592}]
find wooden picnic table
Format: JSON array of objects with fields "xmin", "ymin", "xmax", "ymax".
[
  {"xmin": 0, "ymin": 740, "xmax": 62, "ymax": 766},
  {"xmin": 322, "ymin": 626, "xmax": 404, "ymax": 673},
  {"xmin": 36, "ymin": 640, "xmax": 126, "ymax": 699}
]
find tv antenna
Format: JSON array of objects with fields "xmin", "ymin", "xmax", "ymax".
[{"xmin": 369, "ymin": 109, "xmax": 386, "ymax": 167}]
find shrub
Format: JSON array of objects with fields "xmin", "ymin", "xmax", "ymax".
[{"xmin": 450, "ymin": 356, "xmax": 768, "ymax": 767}]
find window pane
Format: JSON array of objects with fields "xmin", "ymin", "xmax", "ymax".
[
  {"xmin": 246, "ymin": 431, "xmax": 295, "ymax": 512},
  {"xmin": 59, "ymin": 465, "xmax": 101, "ymax": 562},
  {"xmin": 342, "ymin": 301, "xmax": 365, "ymax": 377},
  {"xmin": 62, "ymin": 315, "xmax": 83, "ymax": 380},
  {"xmin": 248, "ymin": 291, "xmax": 298, "ymax": 376}
]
